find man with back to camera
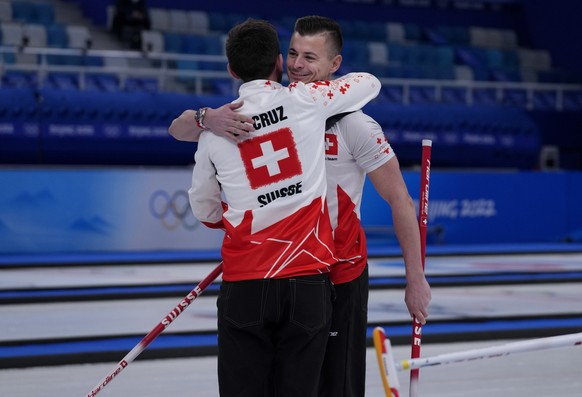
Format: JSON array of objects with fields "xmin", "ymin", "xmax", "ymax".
[{"xmin": 186, "ymin": 18, "xmax": 382, "ymax": 397}]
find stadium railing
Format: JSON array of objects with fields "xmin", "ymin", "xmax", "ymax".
[{"xmin": 1, "ymin": 45, "xmax": 581, "ymax": 111}]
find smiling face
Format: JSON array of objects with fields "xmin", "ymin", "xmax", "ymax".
[{"xmin": 286, "ymin": 32, "xmax": 342, "ymax": 84}]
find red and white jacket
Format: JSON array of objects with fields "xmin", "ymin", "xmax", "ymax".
[
  {"xmin": 189, "ymin": 73, "xmax": 381, "ymax": 281},
  {"xmin": 324, "ymin": 111, "xmax": 394, "ymax": 284}
]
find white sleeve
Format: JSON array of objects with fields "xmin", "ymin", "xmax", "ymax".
[
  {"xmin": 339, "ymin": 111, "xmax": 395, "ymax": 173},
  {"xmin": 307, "ymin": 72, "xmax": 381, "ymax": 118},
  {"xmin": 188, "ymin": 135, "xmax": 224, "ymax": 226}
]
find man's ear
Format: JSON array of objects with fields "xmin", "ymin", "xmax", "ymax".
[
  {"xmin": 330, "ymin": 54, "xmax": 342, "ymax": 75},
  {"xmin": 227, "ymin": 64, "xmax": 240, "ymax": 80}
]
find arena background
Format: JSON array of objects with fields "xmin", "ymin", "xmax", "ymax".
[
  {"xmin": 1, "ymin": 0, "xmax": 581, "ymax": 259},
  {"xmin": 1, "ymin": 2, "xmax": 582, "ymax": 396}
]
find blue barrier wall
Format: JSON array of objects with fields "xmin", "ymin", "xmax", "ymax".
[
  {"xmin": 0, "ymin": 168, "xmax": 580, "ymax": 255},
  {"xmin": 361, "ymin": 170, "xmax": 582, "ymax": 246},
  {"xmin": 0, "ymin": 168, "xmax": 224, "ymax": 254}
]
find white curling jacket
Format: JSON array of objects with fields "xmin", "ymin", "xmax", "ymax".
[
  {"xmin": 324, "ymin": 110, "xmax": 394, "ymax": 284},
  {"xmin": 189, "ymin": 73, "xmax": 381, "ymax": 281}
]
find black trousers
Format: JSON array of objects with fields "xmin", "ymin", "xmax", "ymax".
[
  {"xmin": 217, "ymin": 274, "xmax": 334, "ymax": 397},
  {"xmin": 320, "ymin": 265, "xmax": 369, "ymax": 397}
]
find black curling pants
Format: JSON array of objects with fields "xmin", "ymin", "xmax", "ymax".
[{"xmin": 217, "ymin": 274, "xmax": 334, "ymax": 397}]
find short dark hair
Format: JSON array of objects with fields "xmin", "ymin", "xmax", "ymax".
[
  {"xmin": 225, "ymin": 18, "xmax": 281, "ymax": 82},
  {"xmin": 294, "ymin": 16, "xmax": 343, "ymax": 57}
]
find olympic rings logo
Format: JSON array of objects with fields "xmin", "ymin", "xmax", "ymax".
[{"xmin": 149, "ymin": 190, "xmax": 200, "ymax": 231}]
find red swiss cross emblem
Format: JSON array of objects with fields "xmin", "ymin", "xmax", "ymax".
[
  {"xmin": 238, "ymin": 128, "xmax": 302, "ymax": 189},
  {"xmin": 325, "ymin": 133, "xmax": 338, "ymax": 156}
]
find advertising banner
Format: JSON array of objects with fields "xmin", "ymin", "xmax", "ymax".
[
  {"xmin": 0, "ymin": 168, "xmax": 223, "ymax": 253},
  {"xmin": 1, "ymin": 168, "xmax": 581, "ymax": 254},
  {"xmin": 361, "ymin": 170, "xmax": 582, "ymax": 246}
]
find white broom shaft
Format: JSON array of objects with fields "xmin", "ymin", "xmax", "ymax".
[
  {"xmin": 398, "ymin": 332, "xmax": 582, "ymax": 371},
  {"xmin": 86, "ymin": 263, "xmax": 223, "ymax": 397}
]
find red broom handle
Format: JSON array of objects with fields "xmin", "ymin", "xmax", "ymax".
[{"xmin": 409, "ymin": 139, "xmax": 432, "ymax": 397}]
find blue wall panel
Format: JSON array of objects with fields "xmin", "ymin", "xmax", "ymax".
[
  {"xmin": 0, "ymin": 168, "xmax": 580, "ymax": 255},
  {"xmin": 361, "ymin": 170, "xmax": 582, "ymax": 246}
]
